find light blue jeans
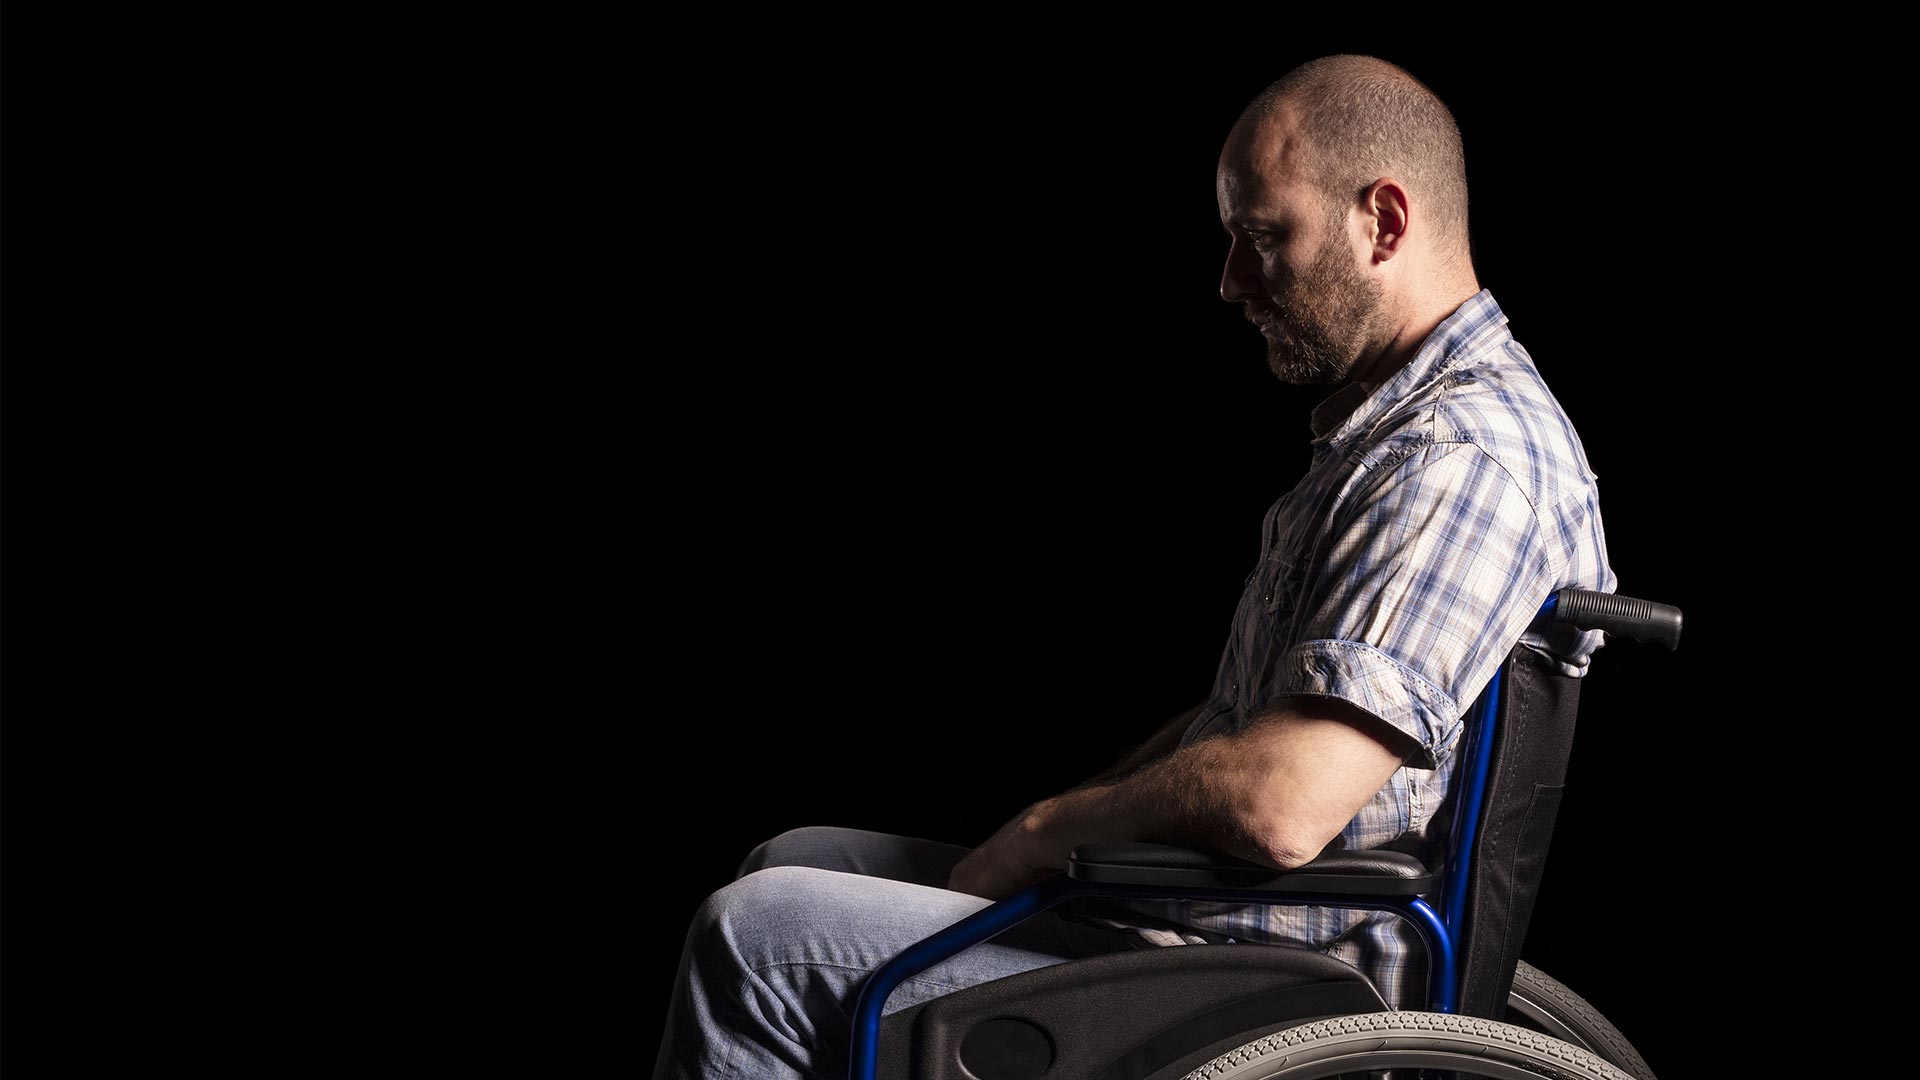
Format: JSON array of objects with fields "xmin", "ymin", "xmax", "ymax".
[{"xmin": 650, "ymin": 825, "xmax": 1157, "ymax": 1079}]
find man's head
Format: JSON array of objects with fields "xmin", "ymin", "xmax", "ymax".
[{"xmin": 1218, "ymin": 56, "xmax": 1474, "ymax": 386}]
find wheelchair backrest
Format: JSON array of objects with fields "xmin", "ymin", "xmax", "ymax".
[{"xmin": 1448, "ymin": 643, "xmax": 1583, "ymax": 1019}]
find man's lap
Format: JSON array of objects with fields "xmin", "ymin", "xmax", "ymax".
[
  {"xmin": 723, "ymin": 826, "xmax": 1147, "ymax": 1012},
  {"xmin": 654, "ymin": 826, "xmax": 1150, "ymax": 1078},
  {"xmin": 735, "ymin": 825, "xmax": 972, "ymax": 889}
]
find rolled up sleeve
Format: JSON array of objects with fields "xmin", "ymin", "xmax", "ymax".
[{"xmin": 1266, "ymin": 439, "xmax": 1554, "ymax": 768}]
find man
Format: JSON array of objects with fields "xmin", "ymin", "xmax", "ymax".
[{"xmin": 653, "ymin": 54, "xmax": 1614, "ymax": 1078}]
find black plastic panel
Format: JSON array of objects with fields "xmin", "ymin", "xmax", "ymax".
[
  {"xmin": 1068, "ymin": 842, "xmax": 1434, "ymax": 895},
  {"xmin": 875, "ymin": 944, "xmax": 1388, "ymax": 1080}
]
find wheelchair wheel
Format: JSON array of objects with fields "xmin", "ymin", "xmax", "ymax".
[
  {"xmin": 1178, "ymin": 1011, "xmax": 1632, "ymax": 1079},
  {"xmin": 1505, "ymin": 961, "xmax": 1655, "ymax": 1080}
]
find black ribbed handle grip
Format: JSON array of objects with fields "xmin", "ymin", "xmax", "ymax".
[{"xmin": 1551, "ymin": 589, "xmax": 1682, "ymax": 649}]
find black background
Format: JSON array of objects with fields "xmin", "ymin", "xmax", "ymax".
[
  {"xmin": 0, "ymin": 24, "xmax": 1862, "ymax": 1079},
  {"xmin": 507, "ymin": 35, "xmax": 1797, "ymax": 1079}
]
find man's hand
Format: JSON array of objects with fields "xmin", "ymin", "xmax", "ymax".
[
  {"xmin": 943, "ymin": 702, "xmax": 1204, "ymax": 901},
  {"xmin": 946, "ymin": 795, "xmax": 1071, "ymax": 900}
]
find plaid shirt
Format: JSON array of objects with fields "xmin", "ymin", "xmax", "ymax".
[{"xmin": 1074, "ymin": 288, "xmax": 1616, "ymax": 1009}]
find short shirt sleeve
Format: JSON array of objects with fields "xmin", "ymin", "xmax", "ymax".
[{"xmin": 1268, "ymin": 439, "xmax": 1554, "ymax": 769}]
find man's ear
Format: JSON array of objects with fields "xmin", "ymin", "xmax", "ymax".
[{"xmin": 1364, "ymin": 177, "xmax": 1411, "ymax": 263}]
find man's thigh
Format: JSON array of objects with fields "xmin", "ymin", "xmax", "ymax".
[
  {"xmin": 698, "ymin": 864, "xmax": 1138, "ymax": 1064},
  {"xmin": 721, "ymin": 857, "xmax": 1143, "ymax": 1000},
  {"xmin": 735, "ymin": 825, "xmax": 971, "ymax": 888},
  {"xmin": 658, "ymin": 828, "xmax": 1151, "ymax": 1077},
  {"xmin": 731, "ymin": 825, "xmax": 1152, "ymax": 972}
]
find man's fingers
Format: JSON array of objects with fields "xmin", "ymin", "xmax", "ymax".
[{"xmin": 947, "ymin": 848, "xmax": 1013, "ymax": 900}]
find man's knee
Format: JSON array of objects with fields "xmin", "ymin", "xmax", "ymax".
[
  {"xmin": 694, "ymin": 864, "xmax": 849, "ymax": 964},
  {"xmin": 663, "ymin": 867, "xmax": 851, "ymax": 1075},
  {"xmin": 698, "ymin": 860, "xmax": 833, "ymax": 937}
]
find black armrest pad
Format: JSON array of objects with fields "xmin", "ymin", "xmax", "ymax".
[{"xmin": 1068, "ymin": 842, "xmax": 1434, "ymax": 896}]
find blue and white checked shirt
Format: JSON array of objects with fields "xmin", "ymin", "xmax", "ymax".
[{"xmin": 1076, "ymin": 288, "xmax": 1616, "ymax": 1009}]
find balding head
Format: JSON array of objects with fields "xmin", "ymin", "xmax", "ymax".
[
  {"xmin": 1216, "ymin": 56, "xmax": 1482, "ymax": 389},
  {"xmin": 1240, "ymin": 55, "xmax": 1472, "ymax": 271}
]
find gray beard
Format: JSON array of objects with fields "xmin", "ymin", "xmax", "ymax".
[
  {"xmin": 1252, "ymin": 232, "xmax": 1384, "ymax": 386},
  {"xmin": 1263, "ymin": 320, "xmax": 1355, "ymax": 385}
]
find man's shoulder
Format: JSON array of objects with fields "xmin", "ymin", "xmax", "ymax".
[{"xmin": 1363, "ymin": 340, "xmax": 1599, "ymax": 510}]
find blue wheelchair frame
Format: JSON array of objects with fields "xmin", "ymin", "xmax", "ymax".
[{"xmin": 848, "ymin": 592, "xmax": 1606, "ymax": 1080}]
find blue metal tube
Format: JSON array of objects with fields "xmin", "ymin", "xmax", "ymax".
[
  {"xmin": 1439, "ymin": 596, "xmax": 1562, "ymax": 943},
  {"xmin": 1441, "ymin": 665, "xmax": 1501, "ymax": 944},
  {"xmin": 1401, "ymin": 894, "xmax": 1454, "ymax": 1012},
  {"xmin": 847, "ymin": 874, "xmax": 1079, "ymax": 1080}
]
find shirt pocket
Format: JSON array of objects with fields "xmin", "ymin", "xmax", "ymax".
[
  {"xmin": 1238, "ymin": 548, "xmax": 1312, "ymax": 712},
  {"xmin": 1257, "ymin": 546, "xmax": 1311, "ymax": 622},
  {"xmin": 1257, "ymin": 495, "xmax": 1320, "ymax": 620}
]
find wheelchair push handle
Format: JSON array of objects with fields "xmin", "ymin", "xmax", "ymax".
[{"xmin": 1545, "ymin": 588, "xmax": 1682, "ymax": 649}]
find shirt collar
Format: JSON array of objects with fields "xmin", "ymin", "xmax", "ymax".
[{"xmin": 1308, "ymin": 288, "xmax": 1512, "ymax": 447}]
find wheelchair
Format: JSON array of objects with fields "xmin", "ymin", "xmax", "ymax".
[{"xmin": 849, "ymin": 588, "xmax": 1682, "ymax": 1080}]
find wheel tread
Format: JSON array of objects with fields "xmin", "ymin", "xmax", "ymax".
[
  {"xmin": 1510, "ymin": 960, "xmax": 1656, "ymax": 1079},
  {"xmin": 1181, "ymin": 1009, "xmax": 1633, "ymax": 1080}
]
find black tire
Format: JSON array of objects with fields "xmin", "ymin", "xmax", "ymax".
[
  {"xmin": 1178, "ymin": 1011, "xmax": 1633, "ymax": 1080},
  {"xmin": 1505, "ymin": 961, "xmax": 1655, "ymax": 1080}
]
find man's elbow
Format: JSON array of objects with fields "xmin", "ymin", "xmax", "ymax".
[
  {"xmin": 1224, "ymin": 701, "xmax": 1414, "ymax": 871},
  {"xmin": 1241, "ymin": 812, "xmax": 1327, "ymax": 871}
]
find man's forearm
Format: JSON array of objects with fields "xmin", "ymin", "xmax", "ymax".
[
  {"xmin": 1045, "ymin": 723, "xmax": 1276, "ymax": 867},
  {"xmin": 946, "ymin": 727, "xmax": 1269, "ymax": 900},
  {"xmin": 1040, "ymin": 700, "xmax": 1410, "ymax": 872},
  {"xmin": 1070, "ymin": 700, "xmax": 1206, "ymax": 792},
  {"xmin": 948, "ymin": 698, "xmax": 1410, "ymax": 899}
]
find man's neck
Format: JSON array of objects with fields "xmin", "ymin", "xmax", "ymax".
[{"xmin": 1347, "ymin": 283, "xmax": 1481, "ymax": 395}]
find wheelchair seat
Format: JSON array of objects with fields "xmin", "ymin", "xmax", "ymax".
[{"xmin": 852, "ymin": 589, "xmax": 1680, "ymax": 1080}]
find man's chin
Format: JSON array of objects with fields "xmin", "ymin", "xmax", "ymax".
[{"xmin": 1267, "ymin": 349, "xmax": 1345, "ymax": 386}]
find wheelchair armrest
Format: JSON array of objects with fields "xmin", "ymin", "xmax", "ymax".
[{"xmin": 1068, "ymin": 842, "xmax": 1435, "ymax": 896}]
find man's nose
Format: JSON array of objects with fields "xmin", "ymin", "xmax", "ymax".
[{"xmin": 1220, "ymin": 237, "xmax": 1262, "ymax": 303}]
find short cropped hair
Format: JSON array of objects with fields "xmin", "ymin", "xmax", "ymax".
[{"xmin": 1243, "ymin": 55, "xmax": 1471, "ymax": 262}]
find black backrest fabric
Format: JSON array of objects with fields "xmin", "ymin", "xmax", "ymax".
[{"xmin": 1454, "ymin": 644, "xmax": 1583, "ymax": 1019}]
